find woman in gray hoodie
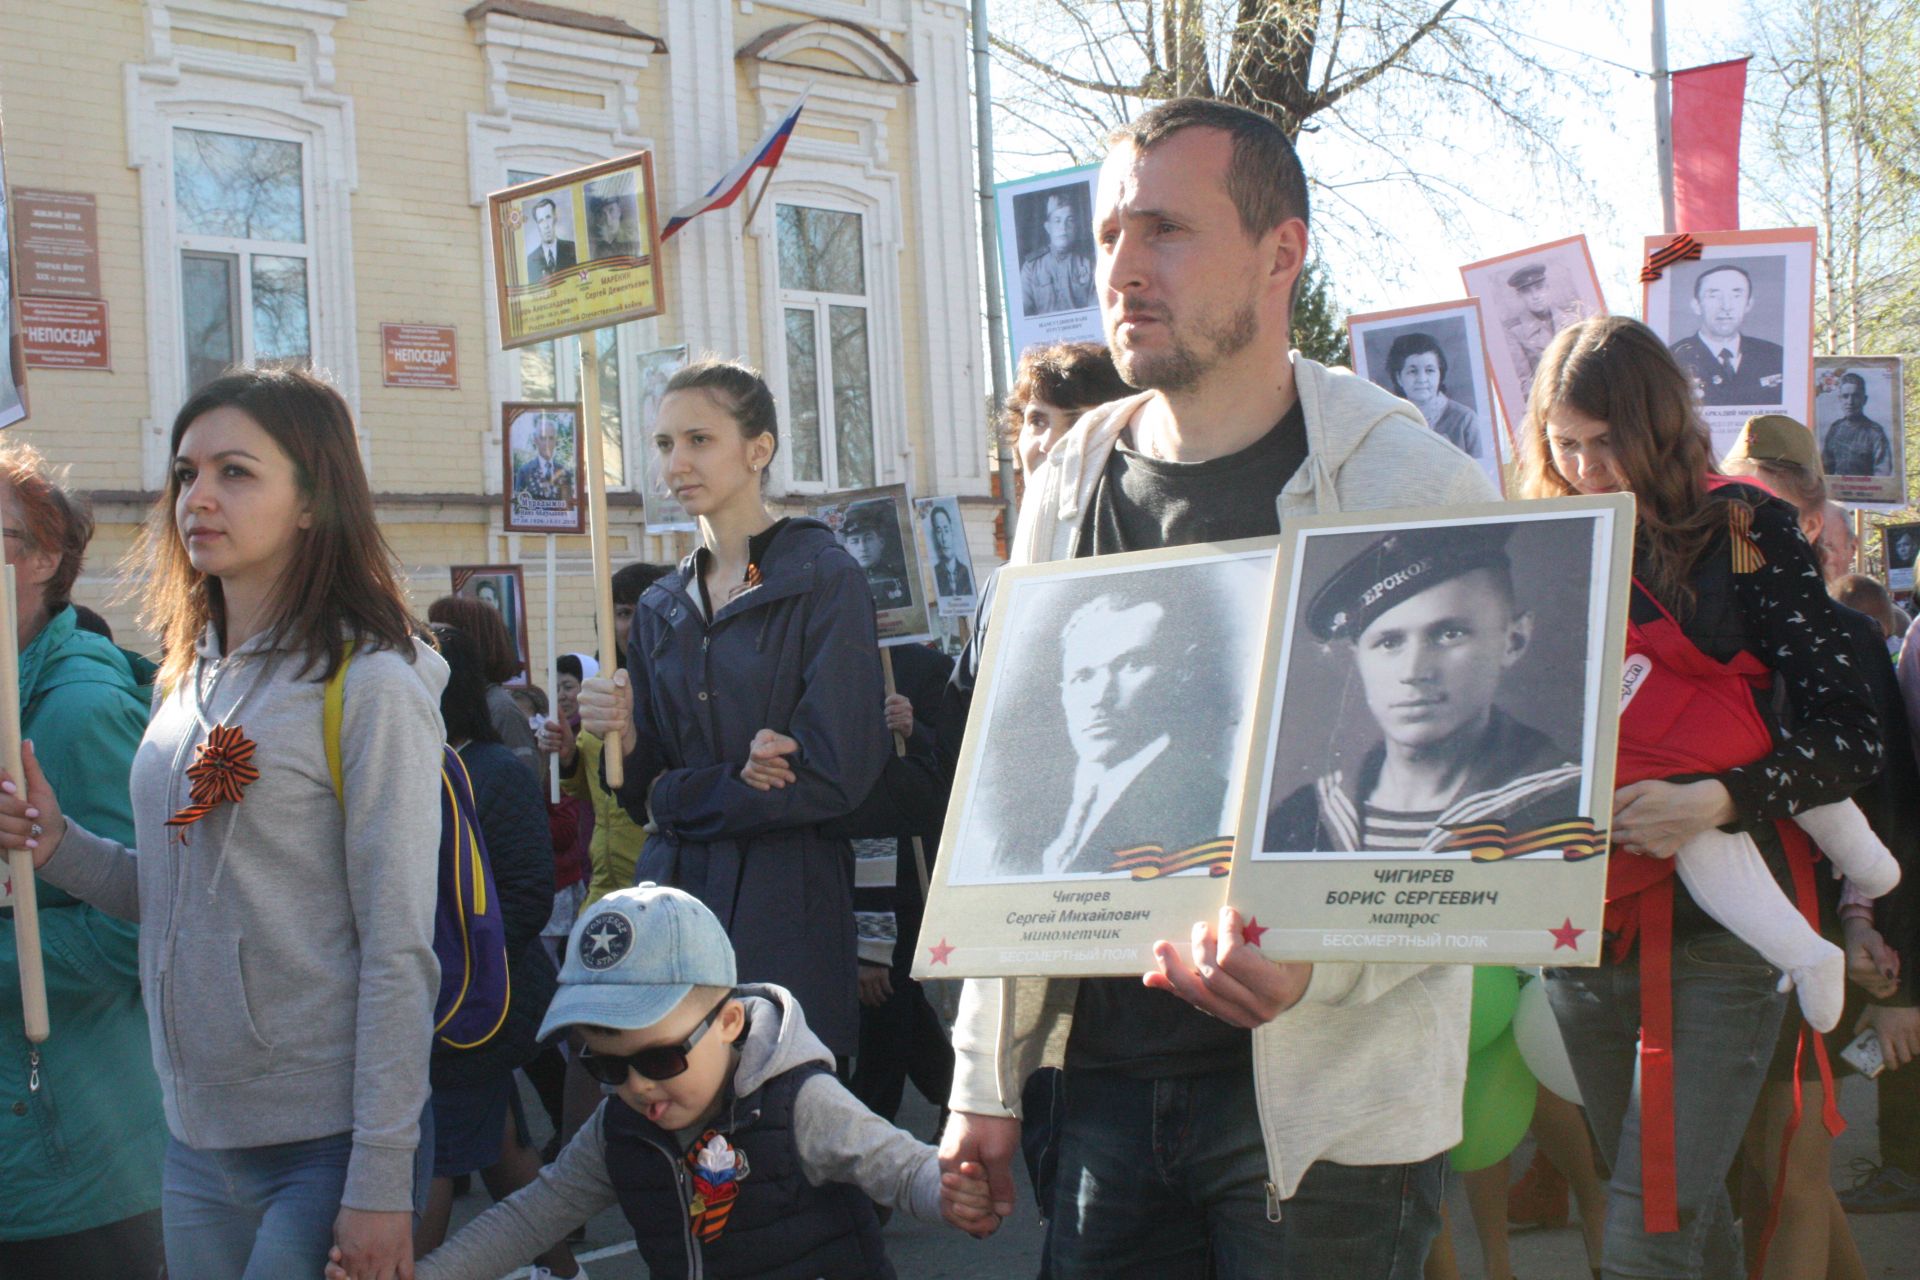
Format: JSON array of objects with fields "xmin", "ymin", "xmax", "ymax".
[{"xmin": 0, "ymin": 367, "xmax": 448, "ymax": 1280}]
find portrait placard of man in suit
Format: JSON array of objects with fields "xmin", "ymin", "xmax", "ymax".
[{"xmin": 523, "ymin": 196, "xmax": 578, "ymax": 283}]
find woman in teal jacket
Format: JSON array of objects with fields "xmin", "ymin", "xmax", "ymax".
[{"xmin": 0, "ymin": 444, "xmax": 166, "ymax": 1278}]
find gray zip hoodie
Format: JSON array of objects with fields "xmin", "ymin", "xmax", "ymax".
[
  {"xmin": 40, "ymin": 629, "xmax": 448, "ymax": 1211},
  {"xmin": 414, "ymin": 984, "xmax": 943, "ymax": 1280}
]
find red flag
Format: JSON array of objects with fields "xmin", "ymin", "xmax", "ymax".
[{"xmin": 1670, "ymin": 58, "xmax": 1749, "ymax": 233}]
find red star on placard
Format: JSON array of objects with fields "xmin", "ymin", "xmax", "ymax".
[
  {"xmin": 928, "ymin": 938, "xmax": 955, "ymax": 966},
  {"xmin": 1550, "ymin": 917, "xmax": 1585, "ymax": 951},
  {"xmin": 1240, "ymin": 917, "xmax": 1269, "ymax": 947}
]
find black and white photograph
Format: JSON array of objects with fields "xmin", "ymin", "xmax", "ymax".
[
  {"xmin": 1813, "ymin": 355, "xmax": 1905, "ymax": 507},
  {"xmin": 1226, "ymin": 498, "xmax": 1633, "ymax": 966},
  {"xmin": 1459, "ymin": 235, "xmax": 1607, "ymax": 435},
  {"xmin": 943, "ymin": 545, "xmax": 1273, "ymax": 887},
  {"xmin": 517, "ymin": 191, "xmax": 578, "ymax": 286},
  {"xmin": 636, "ymin": 344, "xmax": 695, "ymax": 532},
  {"xmin": 0, "ymin": 119, "xmax": 26, "ymax": 430},
  {"xmin": 994, "ymin": 165, "xmax": 1104, "ymax": 359},
  {"xmin": 1011, "ymin": 183, "xmax": 1095, "ymax": 318},
  {"xmin": 814, "ymin": 484, "xmax": 932, "ymax": 644},
  {"xmin": 1348, "ymin": 300, "xmax": 1502, "ymax": 491},
  {"xmin": 914, "ymin": 495, "xmax": 977, "ymax": 618},
  {"xmin": 502, "ymin": 402, "xmax": 584, "ymax": 534},
  {"xmin": 451, "ymin": 564, "xmax": 530, "ymax": 685},
  {"xmin": 1882, "ymin": 522, "xmax": 1920, "ymax": 597},
  {"xmin": 1252, "ymin": 513, "xmax": 1599, "ymax": 859},
  {"xmin": 584, "ymin": 172, "xmax": 643, "ymax": 262},
  {"xmin": 1642, "ymin": 228, "xmax": 1816, "ymax": 458}
]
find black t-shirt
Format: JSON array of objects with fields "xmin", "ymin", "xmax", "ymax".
[{"xmin": 1066, "ymin": 402, "xmax": 1309, "ymax": 1078}]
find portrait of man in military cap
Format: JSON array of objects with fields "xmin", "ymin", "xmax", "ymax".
[
  {"xmin": 1460, "ymin": 236, "xmax": 1608, "ymax": 434},
  {"xmin": 1256, "ymin": 519, "xmax": 1587, "ymax": 857},
  {"xmin": 815, "ymin": 484, "xmax": 933, "ymax": 642}
]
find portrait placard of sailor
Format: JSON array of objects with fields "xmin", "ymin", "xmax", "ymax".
[
  {"xmin": 1812, "ymin": 354, "xmax": 1906, "ymax": 507},
  {"xmin": 1247, "ymin": 502, "xmax": 1628, "ymax": 864},
  {"xmin": 1460, "ymin": 235, "xmax": 1607, "ymax": 436},
  {"xmin": 994, "ymin": 165, "xmax": 1105, "ymax": 359},
  {"xmin": 941, "ymin": 541, "xmax": 1274, "ymax": 887},
  {"xmin": 1642, "ymin": 228, "xmax": 1816, "ymax": 459},
  {"xmin": 1226, "ymin": 500, "xmax": 1632, "ymax": 965}
]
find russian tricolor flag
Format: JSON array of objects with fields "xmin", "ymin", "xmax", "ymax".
[{"xmin": 660, "ymin": 89, "xmax": 810, "ymax": 241}]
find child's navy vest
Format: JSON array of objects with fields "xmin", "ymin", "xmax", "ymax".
[{"xmin": 602, "ymin": 1060, "xmax": 893, "ymax": 1279}]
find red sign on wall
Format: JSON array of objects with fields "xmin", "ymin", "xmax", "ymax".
[
  {"xmin": 381, "ymin": 323, "xmax": 459, "ymax": 389},
  {"xmin": 19, "ymin": 298, "xmax": 110, "ymax": 370}
]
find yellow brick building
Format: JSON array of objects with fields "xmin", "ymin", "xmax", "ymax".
[{"xmin": 0, "ymin": 0, "xmax": 993, "ymax": 678}]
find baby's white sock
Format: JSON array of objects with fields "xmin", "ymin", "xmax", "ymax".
[
  {"xmin": 1794, "ymin": 801, "xmax": 1901, "ymax": 899},
  {"xmin": 1675, "ymin": 827, "xmax": 1845, "ymax": 1032}
]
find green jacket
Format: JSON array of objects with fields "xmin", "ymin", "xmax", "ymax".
[
  {"xmin": 561, "ymin": 731, "xmax": 645, "ymax": 907},
  {"xmin": 0, "ymin": 606, "xmax": 164, "ymax": 1239}
]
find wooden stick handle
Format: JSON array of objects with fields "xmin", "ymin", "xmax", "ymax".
[
  {"xmin": 1, "ymin": 567, "xmax": 48, "ymax": 1042},
  {"xmin": 579, "ymin": 338, "xmax": 625, "ymax": 787},
  {"xmin": 880, "ymin": 649, "xmax": 931, "ymax": 900}
]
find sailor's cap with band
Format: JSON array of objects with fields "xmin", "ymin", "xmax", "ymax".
[{"xmin": 1306, "ymin": 524, "xmax": 1515, "ymax": 643}]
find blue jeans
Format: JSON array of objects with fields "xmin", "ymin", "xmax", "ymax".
[
  {"xmin": 161, "ymin": 1113, "xmax": 433, "ymax": 1280},
  {"xmin": 1547, "ymin": 929, "xmax": 1787, "ymax": 1280},
  {"xmin": 1045, "ymin": 1066, "xmax": 1446, "ymax": 1279}
]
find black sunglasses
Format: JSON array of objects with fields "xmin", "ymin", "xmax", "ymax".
[{"xmin": 579, "ymin": 996, "xmax": 730, "ymax": 1084}]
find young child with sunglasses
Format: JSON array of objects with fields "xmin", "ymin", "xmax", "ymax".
[{"xmin": 328, "ymin": 883, "xmax": 998, "ymax": 1279}]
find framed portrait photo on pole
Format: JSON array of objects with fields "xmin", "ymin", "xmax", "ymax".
[
  {"xmin": 488, "ymin": 152, "xmax": 663, "ymax": 350},
  {"xmin": 451, "ymin": 564, "xmax": 531, "ymax": 686},
  {"xmin": 1459, "ymin": 235, "xmax": 1607, "ymax": 440},
  {"xmin": 912, "ymin": 538, "xmax": 1278, "ymax": 979},
  {"xmin": 501, "ymin": 402, "xmax": 586, "ymax": 534},
  {"xmin": 1228, "ymin": 497, "xmax": 1635, "ymax": 967},
  {"xmin": 1812, "ymin": 355, "xmax": 1905, "ymax": 508},
  {"xmin": 1641, "ymin": 227, "xmax": 1817, "ymax": 460},
  {"xmin": 995, "ymin": 164, "xmax": 1104, "ymax": 361},
  {"xmin": 814, "ymin": 485, "xmax": 933, "ymax": 645},
  {"xmin": 1347, "ymin": 299, "xmax": 1505, "ymax": 492},
  {"xmin": 1882, "ymin": 521, "xmax": 1920, "ymax": 599}
]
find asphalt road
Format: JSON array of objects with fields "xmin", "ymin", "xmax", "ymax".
[{"xmin": 454, "ymin": 1070, "xmax": 1915, "ymax": 1279}]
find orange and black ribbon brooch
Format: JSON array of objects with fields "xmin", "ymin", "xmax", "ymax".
[{"xmin": 165, "ymin": 723, "xmax": 262, "ymax": 838}]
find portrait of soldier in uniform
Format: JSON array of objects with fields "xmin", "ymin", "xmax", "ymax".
[
  {"xmin": 1501, "ymin": 262, "xmax": 1587, "ymax": 395},
  {"xmin": 1818, "ymin": 370, "xmax": 1894, "ymax": 477},
  {"xmin": 1262, "ymin": 524, "xmax": 1582, "ymax": 855},
  {"xmin": 585, "ymin": 190, "xmax": 641, "ymax": 261},
  {"xmin": 1017, "ymin": 187, "xmax": 1096, "ymax": 317},
  {"xmin": 836, "ymin": 499, "xmax": 913, "ymax": 611},
  {"xmin": 512, "ymin": 413, "xmax": 570, "ymax": 504},
  {"xmin": 1668, "ymin": 263, "xmax": 1786, "ymax": 406}
]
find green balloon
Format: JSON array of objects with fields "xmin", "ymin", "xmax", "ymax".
[
  {"xmin": 1468, "ymin": 965, "xmax": 1521, "ymax": 1053},
  {"xmin": 1450, "ymin": 1027, "xmax": 1538, "ymax": 1173}
]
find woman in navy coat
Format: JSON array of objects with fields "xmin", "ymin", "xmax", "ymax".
[{"xmin": 579, "ymin": 358, "xmax": 889, "ymax": 1057}]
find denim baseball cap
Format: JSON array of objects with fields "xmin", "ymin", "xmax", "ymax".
[{"xmin": 537, "ymin": 883, "xmax": 737, "ymax": 1039}]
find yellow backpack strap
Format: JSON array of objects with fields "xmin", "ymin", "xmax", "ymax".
[{"xmin": 322, "ymin": 642, "xmax": 357, "ymax": 807}]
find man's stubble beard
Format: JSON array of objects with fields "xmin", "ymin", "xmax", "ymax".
[{"xmin": 1111, "ymin": 293, "xmax": 1260, "ymax": 394}]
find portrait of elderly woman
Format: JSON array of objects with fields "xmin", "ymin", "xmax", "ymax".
[{"xmin": 1384, "ymin": 330, "xmax": 1484, "ymax": 461}]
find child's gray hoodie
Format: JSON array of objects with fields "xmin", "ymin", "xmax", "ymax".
[
  {"xmin": 40, "ymin": 629, "xmax": 447, "ymax": 1211},
  {"xmin": 415, "ymin": 984, "xmax": 943, "ymax": 1280}
]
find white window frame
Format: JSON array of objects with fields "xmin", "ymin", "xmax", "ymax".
[
  {"xmin": 129, "ymin": 0, "xmax": 357, "ymax": 488},
  {"xmin": 772, "ymin": 199, "xmax": 881, "ymax": 492},
  {"xmin": 466, "ymin": 8, "xmax": 662, "ymax": 495},
  {"xmin": 743, "ymin": 60, "xmax": 909, "ymax": 496},
  {"xmin": 173, "ymin": 124, "xmax": 316, "ymax": 381}
]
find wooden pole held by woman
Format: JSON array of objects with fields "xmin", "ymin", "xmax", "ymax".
[
  {"xmin": 0, "ymin": 566, "xmax": 49, "ymax": 1042},
  {"xmin": 578, "ymin": 339, "xmax": 625, "ymax": 786}
]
